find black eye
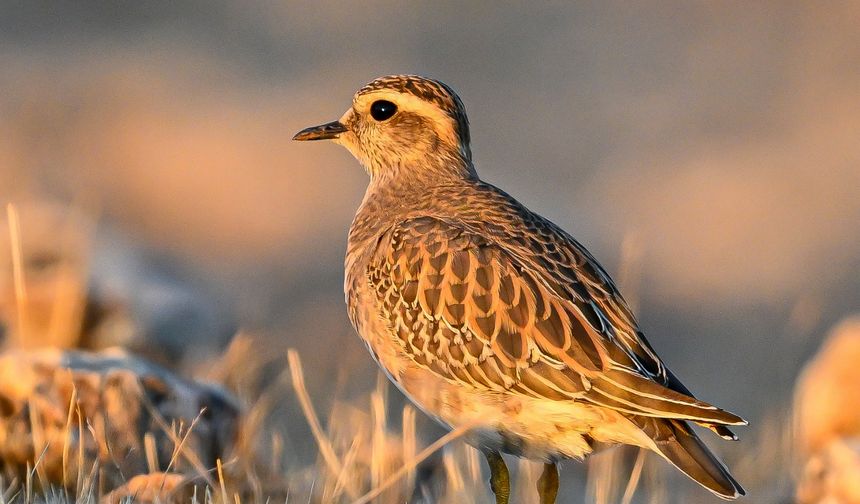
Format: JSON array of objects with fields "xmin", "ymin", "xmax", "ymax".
[{"xmin": 370, "ymin": 100, "xmax": 397, "ymax": 121}]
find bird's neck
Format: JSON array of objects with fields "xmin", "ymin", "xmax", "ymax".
[
  {"xmin": 349, "ymin": 158, "xmax": 479, "ymax": 251},
  {"xmin": 365, "ymin": 140, "xmax": 476, "ymax": 186}
]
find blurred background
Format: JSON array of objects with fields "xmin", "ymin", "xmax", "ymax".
[{"xmin": 1, "ymin": 2, "xmax": 859, "ymax": 503}]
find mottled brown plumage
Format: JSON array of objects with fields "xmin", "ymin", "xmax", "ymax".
[{"xmin": 294, "ymin": 74, "xmax": 746, "ymax": 501}]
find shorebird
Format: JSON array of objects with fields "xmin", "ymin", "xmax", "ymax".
[{"xmin": 294, "ymin": 75, "xmax": 746, "ymax": 503}]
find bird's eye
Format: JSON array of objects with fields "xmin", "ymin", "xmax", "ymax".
[{"xmin": 370, "ymin": 100, "xmax": 397, "ymax": 121}]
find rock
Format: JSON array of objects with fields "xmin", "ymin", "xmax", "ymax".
[
  {"xmin": 84, "ymin": 229, "xmax": 237, "ymax": 367},
  {"xmin": 0, "ymin": 200, "xmax": 237, "ymax": 367},
  {"xmin": 102, "ymin": 472, "xmax": 189, "ymax": 504},
  {"xmin": 0, "ymin": 348, "xmax": 239, "ymax": 493},
  {"xmin": 796, "ymin": 439, "xmax": 860, "ymax": 504},
  {"xmin": 795, "ymin": 317, "xmax": 860, "ymax": 503},
  {"xmin": 795, "ymin": 317, "xmax": 860, "ymax": 454}
]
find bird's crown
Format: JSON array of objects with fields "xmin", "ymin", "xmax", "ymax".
[{"xmin": 354, "ymin": 74, "xmax": 471, "ymax": 152}]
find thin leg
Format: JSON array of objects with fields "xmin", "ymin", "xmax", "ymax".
[
  {"xmin": 484, "ymin": 451, "xmax": 510, "ymax": 504},
  {"xmin": 537, "ymin": 462, "xmax": 559, "ymax": 504}
]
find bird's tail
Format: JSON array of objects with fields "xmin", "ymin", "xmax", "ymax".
[{"xmin": 632, "ymin": 416, "xmax": 745, "ymax": 500}]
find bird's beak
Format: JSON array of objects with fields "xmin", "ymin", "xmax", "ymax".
[{"xmin": 292, "ymin": 120, "xmax": 348, "ymax": 141}]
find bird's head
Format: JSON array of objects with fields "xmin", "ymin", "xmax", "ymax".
[{"xmin": 294, "ymin": 75, "xmax": 475, "ymax": 182}]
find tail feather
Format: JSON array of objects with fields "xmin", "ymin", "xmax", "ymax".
[
  {"xmin": 661, "ymin": 368, "xmax": 741, "ymax": 441},
  {"xmin": 633, "ymin": 417, "xmax": 745, "ymax": 500},
  {"xmin": 593, "ymin": 372, "xmax": 748, "ymax": 426},
  {"xmin": 701, "ymin": 423, "xmax": 739, "ymax": 441}
]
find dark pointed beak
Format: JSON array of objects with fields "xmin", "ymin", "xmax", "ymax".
[{"xmin": 292, "ymin": 120, "xmax": 348, "ymax": 141}]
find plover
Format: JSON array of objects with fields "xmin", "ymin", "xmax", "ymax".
[{"xmin": 294, "ymin": 75, "xmax": 746, "ymax": 503}]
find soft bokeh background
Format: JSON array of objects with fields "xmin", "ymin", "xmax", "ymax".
[{"xmin": 1, "ymin": 2, "xmax": 859, "ymax": 502}]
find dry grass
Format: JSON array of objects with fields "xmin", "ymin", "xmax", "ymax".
[
  {"xmin": 3, "ymin": 8, "xmax": 860, "ymax": 496},
  {"xmin": 0, "ymin": 197, "xmax": 850, "ymax": 504},
  {"xmin": 0, "ymin": 203, "xmax": 687, "ymax": 504}
]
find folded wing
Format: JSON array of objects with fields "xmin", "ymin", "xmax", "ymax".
[{"xmin": 368, "ymin": 216, "xmax": 745, "ymax": 428}]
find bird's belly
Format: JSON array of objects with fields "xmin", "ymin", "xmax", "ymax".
[
  {"xmin": 348, "ymin": 281, "xmax": 653, "ymax": 462},
  {"xmin": 356, "ymin": 318, "xmax": 642, "ymax": 461},
  {"xmin": 393, "ymin": 362, "xmax": 639, "ymax": 461}
]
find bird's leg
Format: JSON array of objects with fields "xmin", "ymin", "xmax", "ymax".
[
  {"xmin": 484, "ymin": 451, "xmax": 510, "ymax": 504},
  {"xmin": 537, "ymin": 462, "xmax": 559, "ymax": 504}
]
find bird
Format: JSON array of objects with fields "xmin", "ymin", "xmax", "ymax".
[{"xmin": 293, "ymin": 74, "xmax": 746, "ymax": 503}]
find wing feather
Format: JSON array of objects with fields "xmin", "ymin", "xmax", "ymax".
[{"xmin": 368, "ymin": 216, "xmax": 744, "ymax": 426}]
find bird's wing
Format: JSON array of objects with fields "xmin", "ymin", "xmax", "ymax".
[{"xmin": 367, "ymin": 216, "xmax": 744, "ymax": 426}]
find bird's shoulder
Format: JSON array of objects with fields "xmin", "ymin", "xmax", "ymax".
[
  {"xmin": 365, "ymin": 180, "xmax": 666, "ymax": 384},
  {"xmin": 389, "ymin": 181, "xmax": 645, "ymax": 347}
]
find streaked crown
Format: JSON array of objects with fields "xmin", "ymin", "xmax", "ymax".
[{"xmin": 356, "ymin": 75, "xmax": 471, "ymax": 154}]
